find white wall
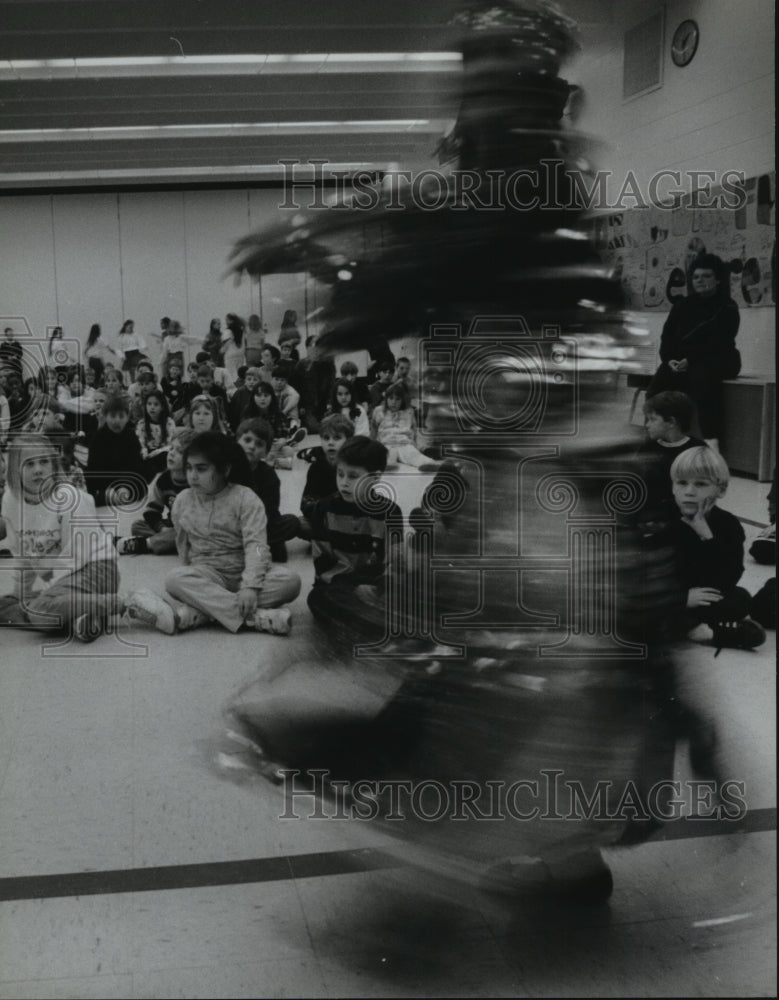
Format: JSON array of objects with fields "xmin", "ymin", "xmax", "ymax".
[
  {"xmin": 572, "ymin": 0, "xmax": 775, "ymax": 374},
  {"xmin": 0, "ymin": 187, "xmax": 315, "ymax": 365}
]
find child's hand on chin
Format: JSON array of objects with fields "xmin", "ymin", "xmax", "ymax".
[{"xmin": 682, "ymin": 497, "xmax": 714, "ymax": 539}]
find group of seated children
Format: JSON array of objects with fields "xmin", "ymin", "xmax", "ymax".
[
  {"xmin": 0, "ymin": 368, "xmax": 771, "ymax": 656},
  {"xmin": 0, "ymin": 413, "xmax": 402, "ymax": 647}
]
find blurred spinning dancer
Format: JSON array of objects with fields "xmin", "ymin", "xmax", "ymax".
[{"xmin": 224, "ymin": 0, "xmax": 723, "ymax": 901}]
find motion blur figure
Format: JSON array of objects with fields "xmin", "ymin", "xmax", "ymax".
[{"xmin": 226, "ymin": 0, "xmax": 716, "ymax": 900}]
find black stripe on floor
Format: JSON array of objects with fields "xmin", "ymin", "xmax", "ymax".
[{"xmin": 0, "ymin": 807, "xmax": 774, "ymax": 902}]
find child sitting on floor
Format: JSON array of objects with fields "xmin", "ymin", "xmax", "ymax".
[
  {"xmin": 298, "ymin": 413, "xmax": 354, "ymax": 532},
  {"xmin": 126, "ymin": 432, "xmax": 301, "ymax": 635},
  {"xmin": 667, "ymin": 446, "xmax": 766, "ymax": 651},
  {"xmin": 326, "ymin": 377, "xmax": 369, "ymax": 437},
  {"xmin": 86, "ymin": 395, "xmax": 144, "ymax": 507},
  {"xmin": 0, "ymin": 432, "xmax": 121, "ymax": 641},
  {"xmin": 271, "ymin": 362, "xmax": 301, "ymax": 425},
  {"xmin": 136, "ymin": 389, "xmax": 176, "ymax": 481},
  {"xmin": 116, "ymin": 428, "xmax": 196, "ymax": 555},
  {"xmin": 638, "ymin": 390, "xmax": 705, "ymax": 521},
  {"xmin": 306, "ymin": 436, "xmax": 402, "ymax": 649},
  {"xmin": 236, "ymin": 418, "xmax": 302, "ymax": 562},
  {"xmin": 371, "ymin": 380, "xmax": 441, "ymax": 471},
  {"xmin": 186, "ymin": 393, "xmax": 229, "ymax": 435}
]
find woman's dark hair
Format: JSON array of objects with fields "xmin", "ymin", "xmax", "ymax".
[
  {"xmin": 331, "ymin": 377, "xmax": 362, "ymax": 420},
  {"xmin": 688, "ymin": 253, "xmax": 731, "ymax": 300},
  {"xmin": 262, "ymin": 343, "xmax": 280, "ymax": 363},
  {"xmin": 281, "ymin": 309, "xmax": 298, "ymax": 328},
  {"xmin": 226, "ymin": 313, "xmax": 245, "ymax": 349},
  {"xmin": 184, "ymin": 432, "xmax": 251, "ymax": 487},
  {"xmin": 86, "ymin": 324, "xmax": 101, "ymax": 350},
  {"xmin": 142, "ymin": 390, "xmax": 172, "ymax": 445},
  {"xmin": 119, "ymin": 319, "xmax": 134, "ymax": 334}
]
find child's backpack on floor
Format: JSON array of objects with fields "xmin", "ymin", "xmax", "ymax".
[{"xmin": 750, "ymin": 578, "xmax": 776, "ymax": 630}]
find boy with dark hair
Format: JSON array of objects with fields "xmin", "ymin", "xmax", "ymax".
[
  {"xmin": 298, "ymin": 413, "xmax": 354, "ymax": 528},
  {"xmin": 258, "ymin": 344, "xmax": 280, "ymax": 384},
  {"xmin": 638, "ymin": 390, "xmax": 705, "ymax": 520},
  {"xmin": 86, "ymin": 395, "xmax": 144, "ymax": 506},
  {"xmin": 340, "ymin": 358, "xmax": 370, "ymax": 406},
  {"xmin": 116, "ymin": 428, "xmax": 196, "ymax": 554},
  {"xmin": 367, "ymin": 360, "xmax": 395, "ymax": 411},
  {"xmin": 306, "ymin": 435, "xmax": 402, "ymax": 647},
  {"xmin": 161, "ymin": 358, "xmax": 190, "ymax": 421},
  {"xmin": 195, "ymin": 351, "xmax": 234, "ymax": 396},
  {"xmin": 271, "ymin": 362, "xmax": 301, "ymax": 423},
  {"xmin": 236, "ymin": 417, "xmax": 302, "ymax": 562},
  {"xmin": 667, "ymin": 446, "xmax": 765, "ymax": 650},
  {"xmin": 228, "ymin": 366, "xmax": 262, "ymax": 431}
]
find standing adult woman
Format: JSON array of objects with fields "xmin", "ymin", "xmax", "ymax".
[
  {"xmin": 646, "ymin": 253, "xmax": 740, "ymax": 452},
  {"xmin": 84, "ymin": 323, "xmax": 119, "ymax": 382},
  {"xmin": 116, "ymin": 319, "xmax": 149, "ymax": 382},
  {"xmin": 203, "ymin": 318, "xmax": 224, "ymax": 368},
  {"xmin": 47, "ymin": 327, "xmax": 79, "ymax": 378},
  {"xmin": 221, "ymin": 313, "xmax": 246, "ymax": 382},
  {"xmin": 244, "ymin": 314, "xmax": 266, "ymax": 367},
  {"xmin": 278, "ymin": 309, "xmax": 302, "ymax": 362}
]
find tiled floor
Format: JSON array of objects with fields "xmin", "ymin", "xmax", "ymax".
[{"xmin": 0, "ymin": 419, "xmax": 775, "ymax": 998}]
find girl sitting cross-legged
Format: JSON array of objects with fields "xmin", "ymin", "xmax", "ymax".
[
  {"xmin": 371, "ymin": 380, "xmax": 442, "ymax": 471},
  {"xmin": 126, "ymin": 431, "xmax": 301, "ymax": 635},
  {"xmin": 0, "ymin": 432, "xmax": 122, "ymax": 641}
]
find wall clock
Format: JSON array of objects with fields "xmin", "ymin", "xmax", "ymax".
[{"xmin": 671, "ymin": 19, "xmax": 699, "ymax": 67}]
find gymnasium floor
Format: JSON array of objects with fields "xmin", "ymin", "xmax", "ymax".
[{"xmin": 0, "ymin": 419, "xmax": 775, "ymax": 999}]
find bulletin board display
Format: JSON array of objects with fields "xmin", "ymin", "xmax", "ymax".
[{"xmin": 591, "ymin": 172, "xmax": 775, "ymax": 310}]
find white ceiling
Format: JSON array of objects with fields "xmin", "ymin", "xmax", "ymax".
[{"xmin": 0, "ymin": 0, "xmax": 616, "ymax": 189}]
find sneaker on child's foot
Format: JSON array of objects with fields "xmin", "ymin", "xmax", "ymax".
[
  {"xmin": 711, "ymin": 618, "xmax": 766, "ymax": 651},
  {"xmin": 127, "ymin": 589, "xmax": 176, "ymax": 635},
  {"xmin": 296, "ymin": 447, "xmax": 317, "ymax": 463},
  {"xmin": 116, "ymin": 536, "xmax": 149, "ymax": 556},
  {"xmin": 251, "ymin": 607, "xmax": 292, "ymax": 635},
  {"xmin": 287, "ymin": 427, "xmax": 306, "ymax": 447},
  {"xmin": 74, "ymin": 611, "xmax": 106, "ymax": 643}
]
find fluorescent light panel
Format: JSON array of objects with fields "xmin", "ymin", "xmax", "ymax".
[
  {"xmin": 0, "ymin": 162, "xmax": 384, "ymax": 185},
  {"xmin": 0, "ymin": 120, "xmax": 448, "ymax": 142},
  {"xmin": 0, "ymin": 52, "xmax": 461, "ymax": 80}
]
